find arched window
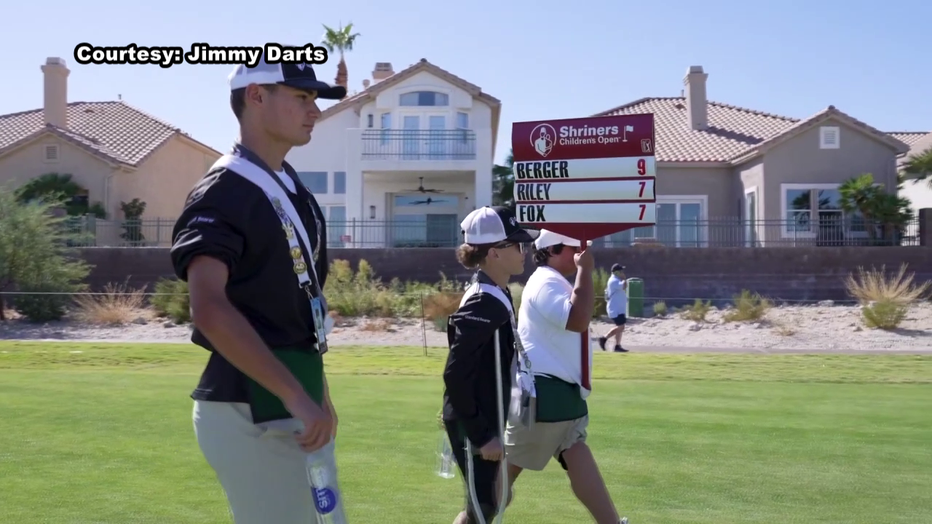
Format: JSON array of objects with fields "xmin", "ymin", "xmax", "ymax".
[{"xmin": 399, "ymin": 91, "xmax": 449, "ymax": 106}]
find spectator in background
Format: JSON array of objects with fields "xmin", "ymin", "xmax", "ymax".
[{"xmin": 598, "ymin": 263, "xmax": 629, "ymax": 353}]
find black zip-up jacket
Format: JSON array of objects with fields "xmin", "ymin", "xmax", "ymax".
[
  {"xmin": 170, "ymin": 143, "xmax": 329, "ymax": 403},
  {"xmin": 442, "ymin": 271, "xmax": 515, "ymax": 449}
]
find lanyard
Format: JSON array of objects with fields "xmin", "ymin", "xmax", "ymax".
[
  {"xmin": 467, "ymin": 279, "xmax": 532, "ymax": 376},
  {"xmin": 209, "ymin": 152, "xmax": 329, "ymax": 350}
]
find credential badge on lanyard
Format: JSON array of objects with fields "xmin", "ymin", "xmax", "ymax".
[
  {"xmin": 475, "ymin": 282, "xmax": 536, "ymax": 428},
  {"xmin": 211, "ymin": 153, "xmax": 329, "ymax": 355},
  {"xmin": 271, "ymin": 195, "xmax": 328, "ymax": 355}
]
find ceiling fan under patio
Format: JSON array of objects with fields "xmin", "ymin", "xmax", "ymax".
[{"xmin": 406, "ymin": 177, "xmax": 443, "ymax": 193}]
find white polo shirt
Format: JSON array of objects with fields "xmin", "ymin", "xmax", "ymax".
[{"xmin": 517, "ymin": 266, "xmax": 593, "ymax": 399}]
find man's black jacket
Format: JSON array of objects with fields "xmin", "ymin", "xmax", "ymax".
[{"xmin": 442, "ymin": 272, "xmax": 515, "ymax": 449}]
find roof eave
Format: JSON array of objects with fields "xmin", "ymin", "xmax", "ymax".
[{"xmin": 0, "ymin": 126, "xmax": 128, "ymax": 168}]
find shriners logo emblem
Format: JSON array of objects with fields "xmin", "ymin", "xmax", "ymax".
[{"xmin": 530, "ymin": 123, "xmax": 556, "ymax": 158}]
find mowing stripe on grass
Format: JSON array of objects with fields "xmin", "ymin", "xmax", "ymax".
[{"xmin": 0, "ymin": 341, "xmax": 930, "ymax": 383}]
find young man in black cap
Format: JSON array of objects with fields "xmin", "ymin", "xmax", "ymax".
[
  {"xmin": 598, "ymin": 263, "xmax": 629, "ymax": 352},
  {"xmin": 170, "ymin": 50, "xmax": 347, "ymax": 522},
  {"xmin": 442, "ymin": 205, "xmax": 539, "ymax": 524}
]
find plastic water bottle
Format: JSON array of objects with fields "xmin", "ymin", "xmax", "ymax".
[
  {"xmin": 435, "ymin": 430, "xmax": 456, "ymax": 479},
  {"xmin": 306, "ymin": 439, "xmax": 348, "ymax": 523}
]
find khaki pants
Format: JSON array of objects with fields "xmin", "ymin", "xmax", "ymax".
[
  {"xmin": 504, "ymin": 415, "xmax": 589, "ymax": 471},
  {"xmin": 192, "ymin": 400, "xmax": 319, "ymax": 523}
]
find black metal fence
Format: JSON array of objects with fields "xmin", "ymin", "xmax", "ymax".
[
  {"xmin": 60, "ymin": 216, "xmax": 922, "ymax": 249},
  {"xmin": 360, "ymin": 129, "xmax": 476, "ymax": 161}
]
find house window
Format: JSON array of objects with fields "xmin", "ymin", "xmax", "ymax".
[
  {"xmin": 328, "ymin": 205, "xmax": 346, "ymax": 247},
  {"xmin": 391, "ymin": 193, "xmax": 461, "ymax": 247},
  {"xmin": 399, "ymin": 91, "xmax": 449, "ymax": 106},
  {"xmin": 333, "ymin": 172, "xmax": 346, "ymax": 194},
  {"xmin": 456, "ymin": 112, "xmax": 469, "ymax": 145},
  {"xmin": 780, "ymin": 183, "xmax": 864, "ymax": 239},
  {"xmin": 366, "ymin": 114, "xmax": 374, "ymax": 128},
  {"xmin": 630, "ymin": 197, "xmax": 707, "ymax": 247},
  {"xmin": 43, "ymin": 144, "xmax": 59, "ymax": 163},
  {"xmin": 380, "ymin": 112, "xmax": 391, "ymax": 145},
  {"xmin": 296, "ymin": 171, "xmax": 328, "ymax": 193},
  {"xmin": 819, "ymin": 126, "xmax": 840, "ymax": 149}
]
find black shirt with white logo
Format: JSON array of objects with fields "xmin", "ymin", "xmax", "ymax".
[
  {"xmin": 442, "ymin": 271, "xmax": 516, "ymax": 448},
  {"xmin": 169, "ymin": 146, "xmax": 328, "ymax": 403}
]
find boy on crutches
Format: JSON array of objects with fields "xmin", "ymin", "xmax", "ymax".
[{"xmin": 441, "ymin": 206, "xmax": 539, "ymax": 523}]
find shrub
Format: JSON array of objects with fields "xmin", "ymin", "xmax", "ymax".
[
  {"xmin": 678, "ymin": 299, "xmax": 712, "ymax": 322},
  {"xmin": 844, "ymin": 263, "xmax": 931, "ymax": 305},
  {"xmin": 151, "ymin": 277, "xmax": 190, "ymax": 323},
  {"xmin": 72, "ymin": 280, "xmax": 146, "ymax": 325},
  {"xmin": 325, "ymin": 259, "xmax": 396, "ymax": 317},
  {"xmin": 423, "ymin": 292, "xmax": 464, "ymax": 320},
  {"xmin": 11, "ymin": 281, "xmax": 76, "ymax": 322},
  {"xmin": 862, "ymin": 299, "xmax": 907, "ymax": 330},
  {"xmin": 0, "ymin": 187, "xmax": 91, "ymax": 322},
  {"xmin": 652, "ymin": 301, "xmax": 668, "ymax": 317},
  {"xmin": 723, "ymin": 290, "xmax": 771, "ymax": 322}
]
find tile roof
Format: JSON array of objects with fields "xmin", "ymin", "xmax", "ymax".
[
  {"xmin": 594, "ymin": 97, "xmax": 918, "ymax": 163},
  {"xmin": 0, "ymin": 101, "xmax": 212, "ymax": 166},
  {"xmin": 888, "ymin": 131, "xmax": 929, "ymax": 148}
]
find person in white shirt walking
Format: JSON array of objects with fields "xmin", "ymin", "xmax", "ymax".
[
  {"xmin": 503, "ymin": 230, "xmax": 628, "ymax": 524},
  {"xmin": 598, "ymin": 263, "xmax": 629, "ymax": 353}
]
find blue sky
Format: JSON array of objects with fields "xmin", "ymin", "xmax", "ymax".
[{"xmin": 3, "ymin": 0, "xmax": 929, "ymax": 164}]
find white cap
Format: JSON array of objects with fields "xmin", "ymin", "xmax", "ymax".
[
  {"xmin": 534, "ymin": 229, "xmax": 583, "ymax": 250},
  {"xmin": 227, "ymin": 47, "xmax": 346, "ymax": 100},
  {"xmin": 460, "ymin": 206, "xmax": 538, "ymax": 245}
]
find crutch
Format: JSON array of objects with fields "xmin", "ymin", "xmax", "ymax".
[{"xmin": 465, "ymin": 333, "xmax": 509, "ymax": 524}]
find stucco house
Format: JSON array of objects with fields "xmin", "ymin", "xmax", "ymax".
[
  {"xmin": 286, "ymin": 58, "xmax": 500, "ymax": 248},
  {"xmin": 0, "ymin": 57, "xmax": 221, "ymax": 246},
  {"xmin": 593, "ymin": 66, "xmax": 925, "ymax": 247}
]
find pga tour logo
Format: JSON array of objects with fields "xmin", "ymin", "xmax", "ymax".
[
  {"xmin": 313, "ymin": 487, "xmax": 337, "ymax": 514},
  {"xmin": 530, "ymin": 123, "xmax": 557, "ymax": 158}
]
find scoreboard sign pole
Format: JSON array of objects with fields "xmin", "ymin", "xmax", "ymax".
[{"xmin": 511, "ymin": 113, "xmax": 657, "ymax": 390}]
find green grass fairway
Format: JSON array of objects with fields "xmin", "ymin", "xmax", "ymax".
[{"xmin": 1, "ymin": 342, "xmax": 930, "ymax": 523}]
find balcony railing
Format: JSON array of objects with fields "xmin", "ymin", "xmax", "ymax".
[
  {"xmin": 361, "ymin": 129, "xmax": 476, "ymax": 161},
  {"xmin": 58, "ymin": 216, "xmax": 922, "ymax": 249}
]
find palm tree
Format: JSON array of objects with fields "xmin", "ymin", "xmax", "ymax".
[
  {"xmin": 321, "ymin": 22, "xmax": 361, "ymax": 97},
  {"xmin": 902, "ymin": 146, "xmax": 932, "ymax": 187},
  {"xmin": 492, "ymin": 148, "xmax": 515, "ymax": 209},
  {"xmin": 838, "ymin": 173, "xmax": 912, "ymax": 244}
]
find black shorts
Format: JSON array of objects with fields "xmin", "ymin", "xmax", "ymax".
[
  {"xmin": 446, "ymin": 423, "xmax": 501, "ymax": 521},
  {"xmin": 612, "ymin": 314, "xmax": 627, "ymax": 326}
]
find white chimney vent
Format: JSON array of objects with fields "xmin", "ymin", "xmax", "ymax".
[
  {"xmin": 683, "ymin": 65, "xmax": 708, "ymax": 131},
  {"xmin": 41, "ymin": 57, "xmax": 70, "ymax": 128}
]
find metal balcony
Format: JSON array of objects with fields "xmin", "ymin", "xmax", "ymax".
[{"xmin": 361, "ymin": 129, "xmax": 476, "ymax": 161}]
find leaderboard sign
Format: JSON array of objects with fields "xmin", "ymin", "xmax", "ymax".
[{"xmin": 511, "ymin": 113, "xmax": 657, "ymax": 241}]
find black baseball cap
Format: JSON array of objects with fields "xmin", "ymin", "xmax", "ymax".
[
  {"xmin": 611, "ymin": 263, "xmax": 626, "ymax": 272},
  {"xmin": 460, "ymin": 206, "xmax": 539, "ymax": 245},
  {"xmin": 228, "ymin": 47, "xmax": 347, "ymax": 100}
]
